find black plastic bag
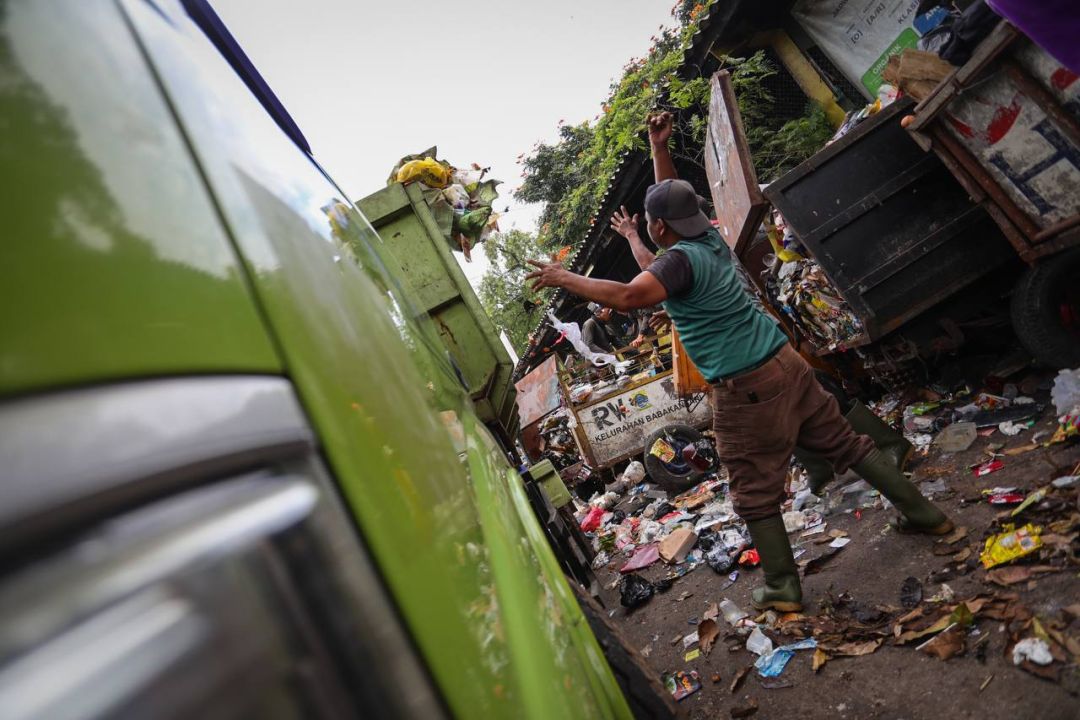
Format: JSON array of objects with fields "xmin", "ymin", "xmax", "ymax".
[
  {"xmin": 619, "ymin": 574, "xmax": 655, "ymax": 608},
  {"xmin": 705, "ymin": 546, "xmax": 734, "ymax": 574}
]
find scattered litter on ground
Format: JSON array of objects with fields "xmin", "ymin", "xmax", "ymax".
[
  {"xmin": 755, "ymin": 638, "xmax": 818, "ymax": 677},
  {"xmin": 973, "ymin": 459, "xmax": 1005, "ymax": 477},
  {"xmin": 1013, "ymin": 638, "xmax": 1053, "ymax": 666},
  {"xmin": 619, "ymin": 574, "xmax": 654, "ymax": 608},
  {"xmin": 746, "ymin": 627, "xmax": 774, "ymax": 656},
  {"xmin": 663, "ymin": 670, "xmax": 701, "ymax": 701},
  {"xmin": 699, "ymin": 618, "xmax": 720, "ymax": 656},
  {"xmin": 730, "ymin": 666, "xmax": 752, "ymax": 694},
  {"xmin": 935, "ymin": 421, "xmax": 977, "ymax": 451},
  {"xmin": 900, "ymin": 577, "xmax": 923, "ymax": 608},
  {"xmin": 980, "ymin": 524, "xmax": 1044, "ymax": 569}
]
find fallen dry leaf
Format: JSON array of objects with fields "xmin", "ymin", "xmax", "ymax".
[
  {"xmin": 831, "ymin": 638, "xmax": 884, "ymax": 656},
  {"xmin": 730, "ymin": 665, "xmax": 752, "ymax": 694},
  {"xmin": 1062, "ymin": 604, "xmax": 1080, "ymax": 621},
  {"xmin": 757, "ymin": 676, "xmax": 794, "ymax": 689},
  {"xmin": 1041, "ymin": 533, "xmax": 1074, "ymax": 549},
  {"xmin": 943, "ymin": 526, "xmax": 969, "ymax": 544},
  {"xmin": 897, "ymin": 615, "xmax": 952, "ymax": 644},
  {"xmin": 954, "ymin": 547, "xmax": 973, "ymax": 562},
  {"xmin": 699, "ymin": 618, "xmax": 720, "ymax": 656},
  {"xmin": 1019, "ymin": 660, "xmax": 1060, "ymax": 682},
  {"xmin": 828, "ymin": 529, "xmax": 849, "ymax": 539},
  {"xmin": 704, "ymin": 602, "xmax": 720, "ymax": 622},
  {"xmin": 919, "ymin": 625, "xmax": 966, "ymax": 660},
  {"xmin": 986, "ymin": 566, "xmax": 1032, "ymax": 586},
  {"xmin": 932, "ymin": 543, "xmax": 963, "ymax": 556},
  {"xmin": 812, "ymin": 648, "xmax": 830, "ymax": 672},
  {"xmin": 1004, "ymin": 443, "xmax": 1039, "ymax": 456},
  {"xmin": 730, "ymin": 698, "xmax": 759, "ymax": 718},
  {"xmin": 897, "ymin": 607, "xmax": 925, "ymax": 625}
]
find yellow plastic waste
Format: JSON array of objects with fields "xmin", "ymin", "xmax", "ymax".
[
  {"xmin": 766, "ymin": 221, "xmax": 803, "ymax": 263},
  {"xmin": 649, "ymin": 437, "xmax": 677, "ymax": 463},
  {"xmin": 980, "ymin": 523, "xmax": 1043, "ymax": 569},
  {"xmin": 396, "ymin": 157, "xmax": 451, "ymax": 188}
]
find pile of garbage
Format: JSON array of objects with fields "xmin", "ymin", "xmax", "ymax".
[
  {"xmin": 575, "ymin": 462, "xmax": 755, "ymax": 607},
  {"xmin": 387, "ymin": 147, "xmax": 501, "ymax": 261},
  {"xmin": 861, "ymin": 368, "xmax": 1080, "ymax": 469},
  {"xmin": 770, "ymin": 259, "xmax": 864, "ymax": 352},
  {"xmin": 760, "ymin": 209, "xmax": 864, "ymax": 352},
  {"xmin": 535, "ymin": 409, "xmax": 581, "ymax": 472}
]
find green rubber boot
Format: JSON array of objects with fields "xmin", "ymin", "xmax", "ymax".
[
  {"xmin": 847, "ymin": 401, "xmax": 914, "ymax": 471},
  {"xmin": 746, "ymin": 515, "xmax": 803, "ymax": 612},
  {"xmin": 797, "ymin": 401, "xmax": 914, "ymax": 497},
  {"xmin": 793, "ymin": 446, "xmax": 837, "ymax": 497},
  {"xmin": 853, "ymin": 448, "xmax": 954, "ymax": 535}
]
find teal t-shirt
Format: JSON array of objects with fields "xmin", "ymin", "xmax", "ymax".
[{"xmin": 657, "ymin": 229, "xmax": 786, "ymax": 382}]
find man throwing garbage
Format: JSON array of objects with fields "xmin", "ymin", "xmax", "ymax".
[{"xmin": 525, "ymin": 111, "xmax": 952, "ymax": 613}]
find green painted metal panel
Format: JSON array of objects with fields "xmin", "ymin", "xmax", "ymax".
[
  {"xmin": 0, "ymin": 0, "xmax": 280, "ymax": 397},
  {"xmin": 358, "ymin": 183, "xmax": 519, "ymax": 434},
  {"xmin": 122, "ymin": 2, "xmax": 626, "ymax": 716}
]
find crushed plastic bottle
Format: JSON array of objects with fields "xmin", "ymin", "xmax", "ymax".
[
  {"xmin": 746, "ymin": 627, "xmax": 774, "ymax": 656},
  {"xmin": 719, "ymin": 598, "xmax": 749, "ymax": 625}
]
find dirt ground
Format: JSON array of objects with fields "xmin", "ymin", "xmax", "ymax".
[{"xmin": 596, "ymin": 407, "xmax": 1080, "ymax": 720}]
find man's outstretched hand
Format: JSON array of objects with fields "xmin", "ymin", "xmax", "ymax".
[
  {"xmin": 610, "ymin": 205, "xmax": 641, "ymax": 240},
  {"xmin": 647, "ymin": 111, "xmax": 674, "ymax": 146},
  {"xmin": 648, "ymin": 309, "xmax": 671, "ymax": 333},
  {"xmin": 525, "ymin": 258, "xmax": 570, "ymax": 291}
]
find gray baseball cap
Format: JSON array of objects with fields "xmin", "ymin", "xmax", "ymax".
[
  {"xmin": 587, "ymin": 302, "xmax": 602, "ymax": 314},
  {"xmin": 644, "ymin": 179, "xmax": 713, "ymax": 237}
]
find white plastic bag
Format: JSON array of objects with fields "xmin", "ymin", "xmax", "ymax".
[{"xmin": 1051, "ymin": 368, "xmax": 1080, "ymax": 415}]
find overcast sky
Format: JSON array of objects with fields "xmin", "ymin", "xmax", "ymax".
[{"xmin": 213, "ymin": 0, "xmax": 676, "ymax": 287}]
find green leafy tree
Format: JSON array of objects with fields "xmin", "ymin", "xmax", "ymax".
[
  {"xmin": 478, "ymin": 229, "xmax": 550, "ymax": 352},
  {"xmin": 515, "ymin": 2, "xmax": 715, "ymax": 254}
]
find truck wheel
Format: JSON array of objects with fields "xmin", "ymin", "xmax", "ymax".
[
  {"xmin": 642, "ymin": 424, "xmax": 714, "ymax": 494},
  {"xmin": 569, "ymin": 582, "xmax": 685, "ymax": 720},
  {"xmin": 1011, "ymin": 248, "xmax": 1080, "ymax": 369}
]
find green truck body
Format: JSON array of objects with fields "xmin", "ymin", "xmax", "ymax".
[{"xmin": 0, "ymin": 1, "xmax": 631, "ymax": 717}]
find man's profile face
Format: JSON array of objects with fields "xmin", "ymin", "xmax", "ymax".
[
  {"xmin": 597, "ymin": 308, "xmax": 612, "ymax": 321},
  {"xmin": 645, "ymin": 213, "xmax": 671, "ymax": 248}
]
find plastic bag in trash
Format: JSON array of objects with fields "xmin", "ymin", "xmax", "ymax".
[
  {"xmin": 1051, "ymin": 368, "xmax": 1080, "ymax": 415},
  {"xmin": 705, "ymin": 546, "xmax": 734, "ymax": 574},
  {"xmin": 623, "ymin": 460, "xmax": 646, "ymax": 484},
  {"xmin": 395, "ymin": 157, "xmax": 451, "ymax": 188},
  {"xmin": 619, "ymin": 574, "xmax": 655, "ymax": 609}
]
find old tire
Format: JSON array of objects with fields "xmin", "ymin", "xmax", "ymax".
[
  {"xmin": 1011, "ymin": 248, "xmax": 1080, "ymax": 369},
  {"xmin": 642, "ymin": 424, "xmax": 712, "ymax": 494},
  {"xmin": 569, "ymin": 582, "xmax": 684, "ymax": 720}
]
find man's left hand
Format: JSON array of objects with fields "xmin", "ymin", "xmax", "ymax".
[
  {"xmin": 525, "ymin": 259, "xmax": 570, "ymax": 291},
  {"xmin": 610, "ymin": 205, "xmax": 640, "ymax": 240}
]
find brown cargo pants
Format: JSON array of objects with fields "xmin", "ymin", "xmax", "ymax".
[{"xmin": 711, "ymin": 344, "xmax": 874, "ymax": 521}]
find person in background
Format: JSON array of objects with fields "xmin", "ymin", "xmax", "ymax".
[
  {"xmin": 581, "ymin": 303, "xmax": 620, "ymax": 354},
  {"xmin": 526, "ymin": 111, "xmax": 952, "ymax": 614}
]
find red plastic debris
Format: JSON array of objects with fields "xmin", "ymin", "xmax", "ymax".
[
  {"xmin": 738, "ymin": 549, "xmax": 760, "ymax": 567},
  {"xmin": 986, "ymin": 492, "xmax": 1025, "ymax": 505},
  {"xmin": 973, "ymin": 460, "xmax": 1005, "ymax": 477},
  {"xmin": 580, "ymin": 507, "xmax": 605, "ymax": 532}
]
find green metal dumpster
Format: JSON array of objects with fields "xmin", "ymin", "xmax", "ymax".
[{"xmin": 358, "ymin": 182, "xmax": 519, "ymax": 443}]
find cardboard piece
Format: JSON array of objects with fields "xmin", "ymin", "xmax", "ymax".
[{"xmin": 659, "ymin": 528, "xmax": 698, "ymax": 563}]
